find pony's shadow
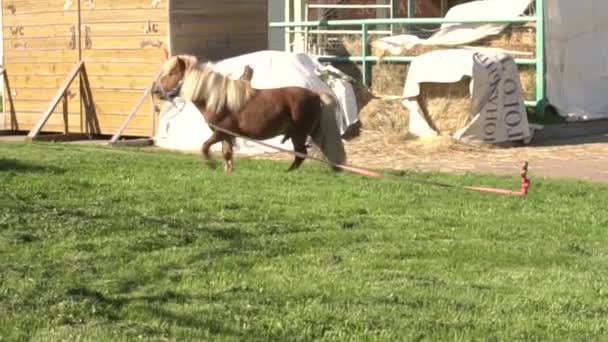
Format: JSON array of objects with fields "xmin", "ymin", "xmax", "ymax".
[{"xmin": 0, "ymin": 159, "xmax": 65, "ymax": 174}]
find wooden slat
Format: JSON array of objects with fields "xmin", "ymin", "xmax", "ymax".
[
  {"xmin": 6, "ymin": 49, "xmax": 163, "ymax": 63},
  {"xmin": 83, "ymin": 36, "xmax": 168, "ymax": 50},
  {"xmin": 80, "ymin": 88, "xmax": 150, "ymax": 102},
  {"xmin": 86, "ymin": 74, "xmax": 158, "ymax": 90},
  {"xmin": 9, "ymin": 97, "xmax": 81, "ymax": 112},
  {"xmin": 6, "ymin": 63, "xmax": 83, "ymax": 76},
  {"xmin": 4, "ymin": 50, "xmax": 79, "ymax": 63},
  {"xmin": 2, "ymin": 0, "xmax": 76, "ymax": 14},
  {"xmin": 4, "ymin": 11, "xmax": 77, "ymax": 26},
  {"xmin": 8, "ymin": 75, "xmax": 80, "ymax": 89},
  {"xmin": 82, "ymin": 49, "xmax": 167, "ymax": 62},
  {"xmin": 81, "ymin": 9, "xmax": 166, "ymax": 24},
  {"xmin": 83, "ymin": 22, "xmax": 167, "ymax": 37},
  {"xmin": 8, "ymin": 86, "xmax": 82, "ymax": 102},
  {"xmin": 4, "ymin": 37, "xmax": 73, "ymax": 50},
  {"xmin": 2, "ymin": 24, "xmax": 73, "ymax": 39}
]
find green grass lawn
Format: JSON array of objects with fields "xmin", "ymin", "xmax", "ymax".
[{"xmin": 1, "ymin": 142, "xmax": 607, "ymax": 341}]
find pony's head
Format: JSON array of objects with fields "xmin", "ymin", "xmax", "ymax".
[
  {"xmin": 178, "ymin": 62, "xmax": 256, "ymax": 114},
  {"xmin": 153, "ymin": 54, "xmax": 198, "ymax": 100}
]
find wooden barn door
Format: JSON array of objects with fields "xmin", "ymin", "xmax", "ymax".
[
  {"xmin": 2, "ymin": 0, "xmax": 82, "ymax": 133},
  {"xmin": 78, "ymin": 0, "xmax": 168, "ymax": 137}
]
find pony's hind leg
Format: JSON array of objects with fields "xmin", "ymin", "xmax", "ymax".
[
  {"xmin": 221, "ymin": 137, "xmax": 234, "ymax": 172},
  {"xmin": 201, "ymin": 131, "xmax": 223, "ymax": 168},
  {"xmin": 287, "ymin": 134, "xmax": 308, "ymax": 171}
]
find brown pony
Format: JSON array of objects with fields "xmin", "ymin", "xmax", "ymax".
[{"xmin": 153, "ymin": 54, "xmax": 347, "ymax": 172}]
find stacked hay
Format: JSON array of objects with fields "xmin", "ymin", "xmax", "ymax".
[{"xmin": 333, "ymin": 22, "xmax": 536, "ymax": 140}]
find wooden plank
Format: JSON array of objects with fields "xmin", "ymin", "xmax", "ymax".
[
  {"xmin": 82, "ymin": 22, "xmax": 168, "ymax": 37},
  {"xmin": 81, "ymin": 9, "xmax": 166, "ymax": 24},
  {"xmin": 5, "ymin": 85, "xmax": 82, "ymax": 102},
  {"xmin": 1, "ymin": 85, "xmax": 147, "ymax": 104},
  {"xmin": 1, "ymin": 0, "xmax": 76, "ymax": 14},
  {"xmin": 4, "ymin": 50, "xmax": 79, "ymax": 63},
  {"xmin": 79, "ymin": 88, "xmax": 151, "ymax": 102},
  {"xmin": 87, "ymin": 75, "xmax": 158, "ymax": 90},
  {"xmin": 8, "ymin": 75, "xmax": 155, "ymax": 91},
  {"xmin": 9, "ymin": 98, "xmax": 81, "ymax": 113},
  {"xmin": 8, "ymin": 75, "xmax": 80, "ymax": 89},
  {"xmin": 3, "ymin": 11, "xmax": 77, "ymax": 26},
  {"xmin": 109, "ymin": 69, "xmax": 162, "ymax": 143},
  {"xmin": 5, "ymin": 63, "xmax": 84, "ymax": 76},
  {"xmin": 2, "ymin": 24, "xmax": 74, "ymax": 39},
  {"xmin": 81, "ymin": 49, "xmax": 167, "ymax": 62},
  {"xmin": 83, "ymin": 36, "xmax": 168, "ymax": 50},
  {"xmin": 4, "ymin": 37, "xmax": 74, "ymax": 50},
  {"xmin": 27, "ymin": 61, "xmax": 83, "ymax": 139}
]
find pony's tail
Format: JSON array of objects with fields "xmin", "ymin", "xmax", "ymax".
[{"xmin": 310, "ymin": 92, "xmax": 347, "ymax": 171}]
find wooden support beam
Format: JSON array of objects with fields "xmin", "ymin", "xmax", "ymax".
[
  {"xmin": 109, "ymin": 69, "xmax": 162, "ymax": 145},
  {"xmin": 2, "ymin": 67, "xmax": 18, "ymax": 131},
  {"xmin": 26, "ymin": 61, "xmax": 84, "ymax": 140},
  {"xmin": 79, "ymin": 64, "xmax": 100, "ymax": 135}
]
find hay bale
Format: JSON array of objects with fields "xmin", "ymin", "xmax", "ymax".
[
  {"xmin": 371, "ymin": 63, "xmax": 409, "ymax": 96},
  {"xmin": 338, "ymin": 23, "xmax": 537, "ymax": 141},
  {"xmin": 418, "ymin": 78, "xmax": 472, "ymax": 135},
  {"xmin": 358, "ymin": 97, "xmax": 410, "ymax": 135}
]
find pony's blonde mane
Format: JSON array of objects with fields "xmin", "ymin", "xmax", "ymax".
[{"xmin": 179, "ymin": 61, "xmax": 255, "ymax": 114}]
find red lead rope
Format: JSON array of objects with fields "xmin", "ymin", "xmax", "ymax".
[{"xmin": 206, "ymin": 122, "xmax": 531, "ymax": 197}]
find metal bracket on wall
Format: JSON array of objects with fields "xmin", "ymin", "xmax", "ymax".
[
  {"xmin": 84, "ymin": 26, "xmax": 92, "ymax": 49},
  {"xmin": 140, "ymin": 39, "xmax": 163, "ymax": 48},
  {"xmin": 69, "ymin": 26, "xmax": 76, "ymax": 49}
]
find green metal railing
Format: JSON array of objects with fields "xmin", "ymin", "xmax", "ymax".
[{"xmin": 270, "ymin": 0, "xmax": 545, "ymax": 116}]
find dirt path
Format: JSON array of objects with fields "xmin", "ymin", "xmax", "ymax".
[{"xmin": 341, "ymin": 133, "xmax": 608, "ymax": 183}]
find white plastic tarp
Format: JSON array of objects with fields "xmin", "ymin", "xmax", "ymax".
[
  {"xmin": 402, "ymin": 49, "xmax": 531, "ymax": 143},
  {"xmin": 545, "ymin": 1, "xmax": 608, "ymax": 121},
  {"xmin": 371, "ymin": 0, "xmax": 534, "ymax": 54}
]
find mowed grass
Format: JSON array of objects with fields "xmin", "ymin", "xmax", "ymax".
[{"xmin": 1, "ymin": 142, "xmax": 608, "ymax": 341}]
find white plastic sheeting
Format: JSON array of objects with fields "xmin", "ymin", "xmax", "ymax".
[
  {"xmin": 403, "ymin": 50, "xmax": 532, "ymax": 144},
  {"xmin": 545, "ymin": 1, "xmax": 608, "ymax": 121}
]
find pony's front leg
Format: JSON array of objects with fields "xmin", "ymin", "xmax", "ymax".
[
  {"xmin": 287, "ymin": 134, "xmax": 308, "ymax": 171},
  {"xmin": 201, "ymin": 131, "xmax": 223, "ymax": 168},
  {"xmin": 221, "ymin": 137, "xmax": 234, "ymax": 172}
]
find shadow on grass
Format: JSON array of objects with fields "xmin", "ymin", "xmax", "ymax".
[
  {"xmin": 0, "ymin": 158, "xmax": 64, "ymax": 174},
  {"xmin": 65, "ymin": 286, "xmax": 241, "ymax": 336}
]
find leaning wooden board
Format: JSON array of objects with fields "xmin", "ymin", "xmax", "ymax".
[{"xmin": 2, "ymin": 0, "xmax": 268, "ymax": 137}]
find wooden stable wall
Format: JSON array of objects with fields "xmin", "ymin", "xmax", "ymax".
[
  {"xmin": 169, "ymin": 0, "xmax": 268, "ymax": 60},
  {"xmin": 2, "ymin": 0, "xmax": 268, "ymax": 137}
]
